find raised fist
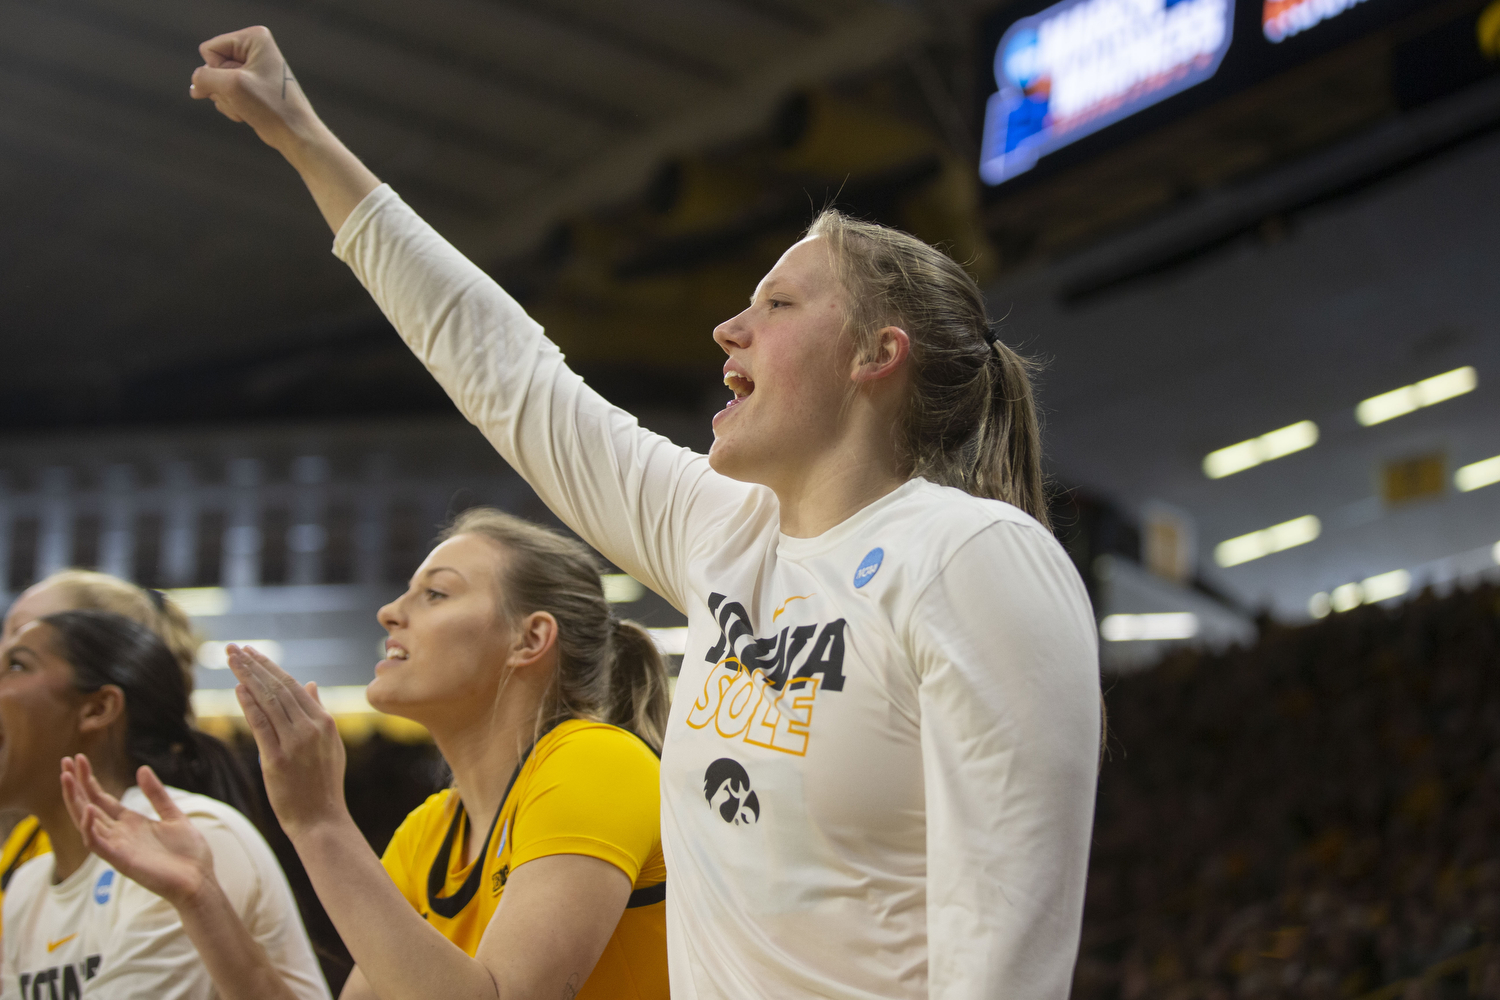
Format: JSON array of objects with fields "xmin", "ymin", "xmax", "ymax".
[{"xmin": 190, "ymin": 26, "xmax": 320, "ymax": 153}]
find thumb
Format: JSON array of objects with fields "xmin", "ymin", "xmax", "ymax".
[
  {"xmin": 189, "ymin": 64, "xmax": 243, "ymax": 103},
  {"xmin": 137, "ymin": 766, "xmax": 185, "ymax": 823}
]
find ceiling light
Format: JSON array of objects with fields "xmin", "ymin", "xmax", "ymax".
[
  {"xmin": 196, "ymin": 640, "xmax": 283, "ymax": 670},
  {"xmin": 1312, "ymin": 568, "xmax": 1412, "ymax": 616},
  {"xmin": 1355, "ymin": 366, "xmax": 1477, "ymax": 426},
  {"xmin": 1456, "ymin": 455, "xmax": 1500, "ymax": 492},
  {"xmin": 1099, "ymin": 613, "xmax": 1199, "ymax": 641},
  {"xmin": 163, "ymin": 587, "xmax": 231, "ymax": 617},
  {"xmin": 602, "ymin": 573, "xmax": 645, "ymax": 603},
  {"xmin": 1214, "ymin": 515, "xmax": 1321, "ymax": 567},
  {"xmin": 1203, "ymin": 420, "xmax": 1319, "ymax": 479},
  {"xmin": 1330, "ymin": 582, "xmax": 1363, "ymax": 612},
  {"xmin": 1361, "ymin": 569, "xmax": 1411, "ymax": 603}
]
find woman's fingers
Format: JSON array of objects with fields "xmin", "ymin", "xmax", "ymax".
[
  {"xmin": 236, "ymin": 683, "xmax": 283, "ymax": 754},
  {"xmin": 231, "ymin": 643, "xmax": 323, "ymax": 723},
  {"xmin": 227, "ymin": 643, "xmax": 300, "ymax": 726},
  {"xmin": 136, "ymin": 766, "xmax": 186, "ymax": 823},
  {"xmin": 60, "ymin": 763, "xmax": 90, "ymax": 836},
  {"xmin": 76, "ymin": 754, "xmax": 127, "ymax": 821},
  {"xmin": 198, "ymin": 29, "xmax": 247, "ymax": 67},
  {"xmin": 246, "ymin": 643, "xmax": 327, "ymax": 719}
]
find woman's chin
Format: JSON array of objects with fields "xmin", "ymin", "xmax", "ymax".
[{"xmin": 364, "ymin": 676, "xmax": 405, "ymax": 716}]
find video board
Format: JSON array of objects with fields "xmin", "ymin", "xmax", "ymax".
[
  {"xmin": 1263, "ymin": 0, "xmax": 1371, "ymax": 42},
  {"xmin": 978, "ymin": 0, "xmax": 1433, "ymax": 187},
  {"xmin": 980, "ymin": 0, "xmax": 1235, "ymax": 185}
]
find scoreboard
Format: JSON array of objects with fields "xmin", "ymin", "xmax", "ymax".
[{"xmin": 978, "ymin": 0, "xmax": 1447, "ymax": 187}]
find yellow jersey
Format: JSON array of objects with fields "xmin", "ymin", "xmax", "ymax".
[
  {"xmin": 381, "ymin": 720, "xmax": 667, "ymax": 999},
  {"xmin": 0, "ymin": 816, "xmax": 50, "ymax": 937}
]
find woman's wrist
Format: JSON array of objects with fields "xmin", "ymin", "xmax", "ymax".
[
  {"xmin": 275, "ymin": 114, "xmax": 338, "ymax": 172},
  {"xmin": 166, "ymin": 861, "xmax": 221, "ymax": 914},
  {"xmin": 282, "ymin": 803, "xmax": 358, "ymax": 851}
]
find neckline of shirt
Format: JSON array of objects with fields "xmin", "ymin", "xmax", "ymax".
[
  {"xmin": 46, "ymin": 849, "xmax": 103, "ymax": 898},
  {"xmin": 775, "ymin": 477, "xmax": 928, "ymax": 560}
]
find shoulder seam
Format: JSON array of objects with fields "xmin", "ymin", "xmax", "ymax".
[{"xmin": 902, "ymin": 517, "xmax": 1059, "ymax": 636}]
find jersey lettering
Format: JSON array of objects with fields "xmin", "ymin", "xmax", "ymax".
[
  {"xmin": 689, "ymin": 595, "xmax": 846, "ymax": 755},
  {"xmin": 19, "ymin": 956, "xmax": 98, "ymax": 1000}
]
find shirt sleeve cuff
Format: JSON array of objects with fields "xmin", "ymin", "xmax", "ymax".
[
  {"xmin": 509, "ymin": 835, "xmax": 644, "ymax": 885},
  {"xmin": 332, "ymin": 183, "xmax": 400, "ymax": 261}
]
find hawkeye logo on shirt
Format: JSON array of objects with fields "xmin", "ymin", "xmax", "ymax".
[
  {"xmin": 684, "ymin": 593, "xmax": 846, "ymax": 757},
  {"xmin": 20, "ymin": 956, "xmax": 101, "ymax": 999}
]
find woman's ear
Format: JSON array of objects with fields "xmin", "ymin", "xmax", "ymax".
[
  {"xmin": 508, "ymin": 611, "xmax": 560, "ymax": 671},
  {"xmin": 77, "ymin": 684, "xmax": 126, "ymax": 735},
  {"xmin": 851, "ymin": 325, "xmax": 910, "ymax": 384}
]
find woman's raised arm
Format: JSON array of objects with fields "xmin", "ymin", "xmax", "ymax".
[{"xmin": 189, "ymin": 26, "xmax": 751, "ymax": 611}]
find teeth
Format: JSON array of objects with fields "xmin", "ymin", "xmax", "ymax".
[
  {"xmin": 388, "ymin": 648, "xmax": 408, "ymax": 660},
  {"xmin": 724, "ymin": 373, "xmax": 754, "ymax": 395}
]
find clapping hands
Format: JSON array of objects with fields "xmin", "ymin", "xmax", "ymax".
[
  {"xmin": 61, "ymin": 755, "xmax": 214, "ymax": 908},
  {"xmin": 226, "ymin": 644, "xmax": 350, "ymax": 841}
]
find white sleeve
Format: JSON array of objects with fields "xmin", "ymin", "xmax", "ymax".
[
  {"xmin": 906, "ymin": 520, "xmax": 1101, "ymax": 1000},
  {"xmin": 333, "ymin": 185, "xmax": 754, "ymax": 610},
  {"xmin": 192, "ymin": 809, "xmax": 332, "ymax": 1000}
]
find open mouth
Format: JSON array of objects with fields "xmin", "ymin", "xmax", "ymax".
[
  {"xmin": 723, "ymin": 372, "xmax": 755, "ymax": 409},
  {"xmin": 384, "ymin": 643, "xmax": 409, "ymax": 661}
]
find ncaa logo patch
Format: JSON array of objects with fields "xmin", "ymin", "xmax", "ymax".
[
  {"xmin": 93, "ymin": 870, "xmax": 114, "ymax": 904},
  {"xmin": 853, "ymin": 548, "xmax": 884, "ymax": 589}
]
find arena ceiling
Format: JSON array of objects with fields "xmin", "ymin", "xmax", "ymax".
[{"xmin": 1, "ymin": 0, "xmax": 991, "ymax": 426}]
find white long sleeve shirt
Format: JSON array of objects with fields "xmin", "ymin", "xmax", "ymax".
[
  {"xmin": 1, "ymin": 786, "xmax": 328, "ymax": 1000},
  {"xmin": 335, "ymin": 185, "xmax": 1101, "ymax": 999}
]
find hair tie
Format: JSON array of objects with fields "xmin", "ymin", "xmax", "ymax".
[
  {"xmin": 981, "ymin": 325, "xmax": 1000, "ymax": 347},
  {"xmin": 148, "ymin": 589, "xmax": 168, "ymax": 612}
]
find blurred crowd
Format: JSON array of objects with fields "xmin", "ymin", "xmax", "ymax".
[{"xmin": 1074, "ymin": 583, "xmax": 1500, "ymax": 1000}]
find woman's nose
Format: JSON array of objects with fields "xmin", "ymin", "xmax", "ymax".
[
  {"xmin": 377, "ymin": 597, "xmax": 403, "ymax": 630},
  {"xmin": 713, "ymin": 307, "xmax": 752, "ymax": 351}
]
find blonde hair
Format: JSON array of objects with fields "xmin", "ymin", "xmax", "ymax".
[
  {"xmin": 439, "ymin": 509, "xmax": 670, "ymax": 751},
  {"xmin": 32, "ymin": 570, "xmax": 199, "ymax": 691},
  {"xmin": 806, "ymin": 209, "xmax": 1049, "ymax": 529}
]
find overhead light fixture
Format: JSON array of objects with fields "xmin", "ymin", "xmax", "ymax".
[
  {"xmin": 1214, "ymin": 515, "xmax": 1321, "ymax": 567},
  {"xmin": 1456, "ymin": 455, "xmax": 1500, "ymax": 492},
  {"xmin": 1203, "ymin": 420, "xmax": 1319, "ymax": 479},
  {"xmin": 1308, "ymin": 568, "xmax": 1412, "ymax": 618},
  {"xmin": 602, "ymin": 574, "xmax": 645, "ymax": 603},
  {"xmin": 1362, "ymin": 569, "xmax": 1412, "ymax": 603},
  {"xmin": 1099, "ymin": 613, "xmax": 1199, "ymax": 641},
  {"xmin": 196, "ymin": 640, "xmax": 283, "ymax": 670},
  {"xmin": 163, "ymin": 587, "xmax": 231, "ymax": 617},
  {"xmin": 1355, "ymin": 366, "xmax": 1477, "ymax": 426}
]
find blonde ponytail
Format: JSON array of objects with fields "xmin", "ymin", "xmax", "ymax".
[
  {"xmin": 608, "ymin": 620, "xmax": 670, "ymax": 752},
  {"xmin": 806, "ymin": 209, "xmax": 1050, "ymax": 530}
]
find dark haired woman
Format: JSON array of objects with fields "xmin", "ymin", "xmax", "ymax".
[
  {"xmin": 192, "ymin": 25, "xmax": 1101, "ymax": 1000},
  {"xmin": 0, "ymin": 611, "xmax": 327, "ymax": 999},
  {"xmin": 67, "ymin": 509, "xmax": 671, "ymax": 1000},
  {"xmin": 0, "ymin": 570, "xmax": 203, "ymax": 933}
]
